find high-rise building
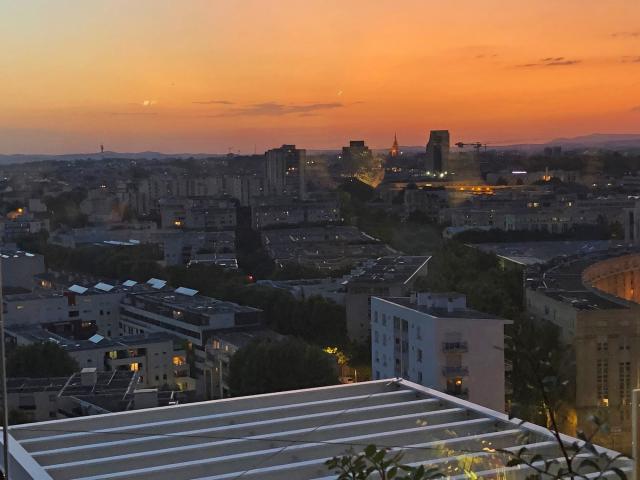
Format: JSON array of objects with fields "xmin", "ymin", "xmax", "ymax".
[
  {"xmin": 341, "ymin": 140, "xmax": 373, "ymax": 174},
  {"xmin": 389, "ymin": 133, "xmax": 399, "ymax": 157},
  {"xmin": 264, "ymin": 144, "xmax": 306, "ymax": 199},
  {"xmin": 425, "ymin": 130, "xmax": 450, "ymax": 172}
]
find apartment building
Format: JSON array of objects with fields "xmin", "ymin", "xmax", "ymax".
[{"xmin": 371, "ymin": 292, "xmax": 511, "ymax": 411}]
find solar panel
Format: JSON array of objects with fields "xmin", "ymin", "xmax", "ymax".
[
  {"xmin": 175, "ymin": 286, "xmax": 199, "ymax": 297},
  {"xmin": 69, "ymin": 284, "xmax": 88, "ymax": 294},
  {"xmin": 89, "ymin": 334, "xmax": 104, "ymax": 344},
  {"xmin": 122, "ymin": 280, "xmax": 137, "ymax": 287},
  {"xmin": 94, "ymin": 282, "xmax": 115, "ymax": 292}
]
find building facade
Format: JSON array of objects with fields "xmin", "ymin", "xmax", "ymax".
[{"xmin": 371, "ymin": 292, "xmax": 510, "ymax": 411}]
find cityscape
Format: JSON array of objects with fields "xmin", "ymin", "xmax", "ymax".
[{"xmin": 1, "ymin": 1, "xmax": 640, "ymax": 479}]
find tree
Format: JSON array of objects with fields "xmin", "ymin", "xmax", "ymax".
[
  {"xmin": 327, "ymin": 445, "xmax": 442, "ymax": 480},
  {"xmin": 228, "ymin": 338, "xmax": 338, "ymax": 396},
  {"xmin": 7, "ymin": 343, "xmax": 79, "ymax": 378}
]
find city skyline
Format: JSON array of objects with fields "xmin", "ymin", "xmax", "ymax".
[{"xmin": 2, "ymin": 0, "xmax": 640, "ymax": 154}]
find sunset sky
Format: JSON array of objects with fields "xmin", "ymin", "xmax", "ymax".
[{"xmin": 1, "ymin": 0, "xmax": 640, "ymax": 154}]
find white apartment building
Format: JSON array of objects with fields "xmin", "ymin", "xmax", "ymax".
[{"xmin": 371, "ymin": 292, "xmax": 511, "ymax": 411}]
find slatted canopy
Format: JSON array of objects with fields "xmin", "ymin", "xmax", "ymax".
[{"xmin": 1, "ymin": 380, "xmax": 632, "ymax": 480}]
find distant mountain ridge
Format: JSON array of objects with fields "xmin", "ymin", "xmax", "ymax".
[{"xmin": 1, "ymin": 133, "xmax": 640, "ymax": 165}]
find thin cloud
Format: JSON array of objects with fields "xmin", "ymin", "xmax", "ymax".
[
  {"xmin": 611, "ymin": 31, "xmax": 640, "ymax": 39},
  {"xmin": 210, "ymin": 102, "xmax": 344, "ymax": 117},
  {"xmin": 622, "ymin": 56, "xmax": 640, "ymax": 63},
  {"xmin": 192, "ymin": 100, "xmax": 234, "ymax": 105},
  {"xmin": 108, "ymin": 111, "xmax": 158, "ymax": 116},
  {"xmin": 516, "ymin": 57, "xmax": 581, "ymax": 68},
  {"xmin": 631, "ymin": 106, "xmax": 640, "ymax": 113}
]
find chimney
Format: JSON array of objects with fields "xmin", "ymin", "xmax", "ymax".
[{"xmin": 80, "ymin": 367, "xmax": 98, "ymax": 386}]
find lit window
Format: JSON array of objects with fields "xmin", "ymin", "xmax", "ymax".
[{"xmin": 130, "ymin": 362, "xmax": 140, "ymax": 372}]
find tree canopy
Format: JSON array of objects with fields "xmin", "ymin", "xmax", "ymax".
[
  {"xmin": 228, "ymin": 338, "xmax": 338, "ymax": 396},
  {"xmin": 7, "ymin": 343, "xmax": 79, "ymax": 378}
]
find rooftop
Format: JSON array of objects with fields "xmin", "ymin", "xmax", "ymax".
[
  {"xmin": 3, "ymin": 379, "xmax": 631, "ymax": 480},
  {"xmin": 124, "ymin": 289, "xmax": 262, "ymax": 317},
  {"xmin": 380, "ymin": 296, "xmax": 507, "ymax": 321},
  {"xmin": 348, "ymin": 255, "xmax": 430, "ymax": 284},
  {"xmin": 531, "ymin": 248, "xmax": 640, "ymax": 310},
  {"xmin": 473, "ymin": 240, "xmax": 624, "ymax": 266},
  {"xmin": 6, "ymin": 325, "xmax": 178, "ymax": 352}
]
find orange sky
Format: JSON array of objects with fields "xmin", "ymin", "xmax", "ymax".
[{"xmin": 1, "ymin": 0, "xmax": 640, "ymax": 154}]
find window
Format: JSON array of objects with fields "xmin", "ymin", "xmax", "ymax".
[
  {"xmin": 374, "ymin": 331, "xmax": 379, "ymax": 344},
  {"xmin": 382, "ymin": 334, "xmax": 387, "ymax": 346},
  {"xmin": 596, "ymin": 358, "xmax": 608, "ymax": 405},
  {"xmin": 382, "ymin": 314, "xmax": 387, "ymax": 326},
  {"xmin": 417, "ymin": 371, "xmax": 423, "ymax": 383},
  {"xmin": 417, "ymin": 349, "xmax": 423, "ymax": 363},
  {"xmin": 374, "ymin": 311, "xmax": 378, "ymax": 323},
  {"xmin": 619, "ymin": 337, "xmax": 630, "ymax": 351},
  {"xmin": 619, "ymin": 362, "xmax": 631, "ymax": 406},
  {"xmin": 596, "ymin": 340, "xmax": 608, "ymax": 353},
  {"xmin": 416, "ymin": 326, "xmax": 421, "ymax": 340},
  {"xmin": 130, "ymin": 362, "xmax": 140, "ymax": 372}
]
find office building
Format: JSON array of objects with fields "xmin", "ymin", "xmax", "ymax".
[
  {"xmin": 340, "ymin": 140, "xmax": 374, "ymax": 175},
  {"xmin": 425, "ymin": 130, "xmax": 450, "ymax": 173},
  {"xmin": 119, "ymin": 284, "xmax": 263, "ymax": 394},
  {"xmin": 264, "ymin": 144, "xmax": 306, "ymax": 199},
  {"xmin": 371, "ymin": 292, "xmax": 511, "ymax": 411}
]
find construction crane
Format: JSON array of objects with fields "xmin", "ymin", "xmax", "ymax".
[{"xmin": 455, "ymin": 141, "xmax": 487, "ymax": 152}]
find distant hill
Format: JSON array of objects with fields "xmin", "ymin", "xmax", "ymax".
[
  {"xmin": 0, "ymin": 151, "xmax": 226, "ymax": 165},
  {"xmin": 1, "ymin": 133, "xmax": 639, "ymax": 165},
  {"xmin": 494, "ymin": 133, "xmax": 640, "ymax": 152}
]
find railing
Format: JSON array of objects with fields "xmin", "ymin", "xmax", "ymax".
[
  {"xmin": 442, "ymin": 341, "xmax": 468, "ymax": 353},
  {"xmin": 446, "ymin": 388, "xmax": 469, "ymax": 399},
  {"xmin": 442, "ymin": 366, "xmax": 469, "ymax": 377}
]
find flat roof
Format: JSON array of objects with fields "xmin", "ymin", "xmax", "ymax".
[
  {"xmin": 6, "ymin": 325, "xmax": 177, "ymax": 352},
  {"xmin": 472, "ymin": 240, "xmax": 626, "ymax": 265},
  {"xmin": 3, "ymin": 380, "xmax": 630, "ymax": 480},
  {"xmin": 348, "ymin": 256, "xmax": 431, "ymax": 284},
  {"xmin": 380, "ymin": 297, "xmax": 507, "ymax": 321}
]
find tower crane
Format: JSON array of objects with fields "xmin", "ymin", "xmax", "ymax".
[{"xmin": 455, "ymin": 141, "xmax": 487, "ymax": 152}]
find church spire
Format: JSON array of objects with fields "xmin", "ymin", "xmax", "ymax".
[{"xmin": 390, "ymin": 133, "xmax": 399, "ymax": 157}]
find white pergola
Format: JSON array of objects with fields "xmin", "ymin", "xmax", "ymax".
[{"xmin": 1, "ymin": 379, "xmax": 633, "ymax": 480}]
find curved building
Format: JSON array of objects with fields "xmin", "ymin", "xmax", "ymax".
[{"xmin": 526, "ymin": 248, "xmax": 640, "ymax": 454}]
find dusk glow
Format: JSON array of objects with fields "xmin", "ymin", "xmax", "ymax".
[{"xmin": 2, "ymin": 0, "xmax": 640, "ymax": 153}]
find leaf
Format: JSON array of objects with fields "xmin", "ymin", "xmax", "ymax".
[
  {"xmin": 364, "ymin": 445, "xmax": 377, "ymax": 457},
  {"xmin": 578, "ymin": 458, "xmax": 600, "ymax": 472},
  {"xmin": 611, "ymin": 467, "xmax": 628, "ymax": 480}
]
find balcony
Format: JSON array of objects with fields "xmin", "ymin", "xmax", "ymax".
[
  {"xmin": 445, "ymin": 388, "xmax": 469, "ymax": 399},
  {"xmin": 442, "ymin": 366, "xmax": 469, "ymax": 377},
  {"xmin": 442, "ymin": 341, "xmax": 468, "ymax": 353}
]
